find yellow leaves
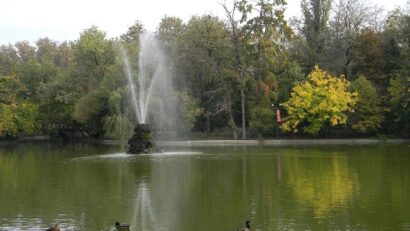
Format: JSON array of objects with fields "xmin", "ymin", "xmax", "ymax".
[
  {"xmin": 0, "ymin": 102, "xmax": 38, "ymax": 137},
  {"xmin": 281, "ymin": 66, "xmax": 357, "ymax": 134}
]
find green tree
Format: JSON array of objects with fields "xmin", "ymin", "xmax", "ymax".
[
  {"xmin": 351, "ymin": 29, "xmax": 386, "ymax": 86},
  {"xmin": 349, "ymin": 75, "xmax": 383, "ymax": 133},
  {"xmin": 177, "ymin": 15, "xmax": 238, "ymax": 136},
  {"xmin": 223, "ymin": 1, "xmax": 248, "ymax": 139},
  {"xmin": 102, "ymin": 89, "xmax": 133, "ymax": 141},
  {"xmin": 239, "ymin": 0, "xmax": 293, "ymax": 136},
  {"xmin": 71, "ymin": 26, "xmax": 116, "ymax": 93},
  {"xmin": 120, "ymin": 21, "xmax": 144, "ymax": 43},
  {"xmin": 387, "ymin": 75, "xmax": 410, "ymax": 137},
  {"xmin": 281, "ymin": 66, "xmax": 358, "ymax": 134},
  {"xmin": 328, "ymin": 0, "xmax": 382, "ymax": 78},
  {"xmin": 0, "ymin": 45, "xmax": 19, "ymax": 74},
  {"xmin": 301, "ymin": 0, "xmax": 332, "ymax": 54},
  {"xmin": 69, "ymin": 26, "xmax": 118, "ymax": 136},
  {"xmin": 299, "ymin": 0, "xmax": 332, "ymax": 70}
]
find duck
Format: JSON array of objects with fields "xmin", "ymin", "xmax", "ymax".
[
  {"xmin": 45, "ymin": 224, "xmax": 60, "ymax": 231},
  {"xmin": 239, "ymin": 220, "xmax": 250, "ymax": 231},
  {"xmin": 115, "ymin": 221, "xmax": 130, "ymax": 231}
]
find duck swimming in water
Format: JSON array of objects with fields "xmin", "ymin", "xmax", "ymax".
[
  {"xmin": 239, "ymin": 220, "xmax": 250, "ymax": 231},
  {"xmin": 45, "ymin": 224, "xmax": 60, "ymax": 231},
  {"xmin": 115, "ymin": 221, "xmax": 130, "ymax": 231}
]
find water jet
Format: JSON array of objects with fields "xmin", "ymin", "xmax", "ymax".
[{"xmin": 122, "ymin": 32, "xmax": 176, "ymax": 154}]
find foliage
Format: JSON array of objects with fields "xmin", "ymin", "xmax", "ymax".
[
  {"xmin": 298, "ymin": 0, "xmax": 332, "ymax": 70},
  {"xmin": 238, "ymin": 0, "xmax": 293, "ymax": 136},
  {"xmin": 281, "ymin": 66, "xmax": 358, "ymax": 134},
  {"xmin": 351, "ymin": 29, "xmax": 386, "ymax": 87},
  {"xmin": 300, "ymin": 0, "xmax": 332, "ymax": 54},
  {"xmin": 387, "ymin": 75, "xmax": 410, "ymax": 136},
  {"xmin": 0, "ymin": 75, "xmax": 38, "ymax": 137},
  {"xmin": 1, "ymin": 4, "xmax": 410, "ymax": 138},
  {"xmin": 349, "ymin": 75, "xmax": 383, "ymax": 133},
  {"xmin": 72, "ymin": 90, "xmax": 107, "ymax": 124},
  {"xmin": 249, "ymin": 100, "xmax": 275, "ymax": 134},
  {"xmin": 178, "ymin": 91, "xmax": 203, "ymax": 130}
]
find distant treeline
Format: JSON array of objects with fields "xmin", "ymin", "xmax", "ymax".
[{"xmin": 0, "ymin": 0, "xmax": 409, "ymax": 139}]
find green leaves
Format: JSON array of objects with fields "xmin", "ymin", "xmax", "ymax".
[
  {"xmin": 349, "ymin": 75, "xmax": 383, "ymax": 133},
  {"xmin": 388, "ymin": 75, "xmax": 410, "ymax": 136}
]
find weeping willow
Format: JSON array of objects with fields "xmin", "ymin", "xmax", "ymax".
[{"xmin": 102, "ymin": 89, "xmax": 133, "ymax": 141}]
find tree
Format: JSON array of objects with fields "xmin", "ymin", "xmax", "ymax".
[
  {"xmin": 102, "ymin": 89, "xmax": 133, "ymax": 141},
  {"xmin": 177, "ymin": 15, "xmax": 238, "ymax": 137},
  {"xmin": 349, "ymin": 75, "xmax": 383, "ymax": 133},
  {"xmin": 301, "ymin": 0, "xmax": 332, "ymax": 53},
  {"xmin": 71, "ymin": 26, "xmax": 116, "ymax": 95},
  {"xmin": 239, "ymin": 0, "xmax": 293, "ymax": 136},
  {"xmin": 387, "ymin": 75, "xmax": 410, "ymax": 137},
  {"xmin": 69, "ymin": 26, "xmax": 118, "ymax": 136},
  {"xmin": 0, "ymin": 74, "xmax": 38, "ymax": 137},
  {"xmin": 329, "ymin": 0, "xmax": 383, "ymax": 78},
  {"xmin": 223, "ymin": 1, "xmax": 248, "ymax": 139},
  {"xmin": 157, "ymin": 16, "xmax": 184, "ymax": 49},
  {"xmin": 351, "ymin": 29, "xmax": 386, "ymax": 88},
  {"xmin": 299, "ymin": 0, "xmax": 332, "ymax": 70},
  {"xmin": 120, "ymin": 21, "xmax": 144, "ymax": 43},
  {"xmin": 281, "ymin": 66, "xmax": 358, "ymax": 134},
  {"xmin": 0, "ymin": 44, "xmax": 19, "ymax": 74}
]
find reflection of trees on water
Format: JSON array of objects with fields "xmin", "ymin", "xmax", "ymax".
[
  {"xmin": 285, "ymin": 152, "xmax": 359, "ymax": 219},
  {"xmin": 1, "ymin": 144, "xmax": 409, "ymax": 230}
]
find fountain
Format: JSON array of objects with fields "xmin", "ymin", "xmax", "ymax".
[
  {"xmin": 127, "ymin": 123, "xmax": 154, "ymax": 154},
  {"xmin": 122, "ymin": 32, "xmax": 174, "ymax": 154}
]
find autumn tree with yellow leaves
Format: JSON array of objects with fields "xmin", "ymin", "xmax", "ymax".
[
  {"xmin": 0, "ymin": 75, "xmax": 38, "ymax": 137},
  {"xmin": 281, "ymin": 66, "xmax": 358, "ymax": 134}
]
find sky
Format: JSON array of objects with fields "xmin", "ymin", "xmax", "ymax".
[{"xmin": 0, "ymin": 0, "xmax": 408, "ymax": 45}]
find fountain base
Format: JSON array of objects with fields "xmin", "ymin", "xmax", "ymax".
[{"xmin": 127, "ymin": 124, "xmax": 154, "ymax": 154}]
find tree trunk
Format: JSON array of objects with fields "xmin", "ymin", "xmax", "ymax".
[
  {"xmin": 223, "ymin": 2, "xmax": 247, "ymax": 139},
  {"xmin": 227, "ymin": 95, "xmax": 238, "ymax": 140},
  {"xmin": 240, "ymin": 75, "xmax": 246, "ymax": 139},
  {"xmin": 205, "ymin": 113, "xmax": 211, "ymax": 134}
]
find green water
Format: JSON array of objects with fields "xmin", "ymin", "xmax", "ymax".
[{"xmin": 0, "ymin": 142, "xmax": 409, "ymax": 230}]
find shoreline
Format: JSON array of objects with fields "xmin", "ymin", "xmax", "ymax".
[
  {"xmin": 155, "ymin": 138, "xmax": 410, "ymax": 147},
  {"xmin": 2, "ymin": 136, "xmax": 409, "ymax": 147}
]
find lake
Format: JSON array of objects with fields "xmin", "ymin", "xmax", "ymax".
[{"xmin": 0, "ymin": 142, "xmax": 409, "ymax": 230}]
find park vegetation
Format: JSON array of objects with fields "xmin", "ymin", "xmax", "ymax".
[{"xmin": 0, "ymin": 0, "xmax": 409, "ymax": 139}]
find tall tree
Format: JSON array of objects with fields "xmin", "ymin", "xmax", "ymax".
[
  {"xmin": 239, "ymin": 0, "xmax": 293, "ymax": 136},
  {"xmin": 120, "ymin": 21, "xmax": 144, "ymax": 43},
  {"xmin": 300, "ymin": 0, "xmax": 332, "ymax": 68},
  {"xmin": 178, "ymin": 16, "xmax": 238, "ymax": 137},
  {"xmin": 329, "ymin": 0, "xmax": 382, "ymax": 78},
  {"xmin": 351, "ymin": 29, "xmax": 386, "ymax": 87},
  {"xmin": 223, "ymin": 0, "xmax": 247, "ymax": 139},
  {"xmin": 387, "ymin": 74, "xmax": 410, "ymax": 137},
  {"xmin": 69, "ymin": 26, "xmax": 117, "ymax": 137}
]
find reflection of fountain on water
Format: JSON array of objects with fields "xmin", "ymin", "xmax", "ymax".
[
  {"xmin": 131, "ymin": 182, "xmax": 158, "ymax": 231},
  {"xmin": 0, "ymin": 215, "xmax": 78, "ymax": 230}
]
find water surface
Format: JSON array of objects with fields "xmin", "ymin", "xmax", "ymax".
[{"xmin": 0, "ymin": 142, "xmax": 409, "ymax": 230}]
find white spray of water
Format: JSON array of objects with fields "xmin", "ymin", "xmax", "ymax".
[
  {"xmin": 120, "ymin": 47, "xmax": 141, "ymax": 123},
  {"xmin": 121, "ymin": 32, "xmax": 184, "ymax": 140},
  {"xmin": 121, "ymin": 32, "xmax": 166, "ymax": 124}
]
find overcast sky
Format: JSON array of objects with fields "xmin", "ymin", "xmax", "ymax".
[{"xmin": 0, "ymin": 0, "xmax": 408, "ymax": 45}]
